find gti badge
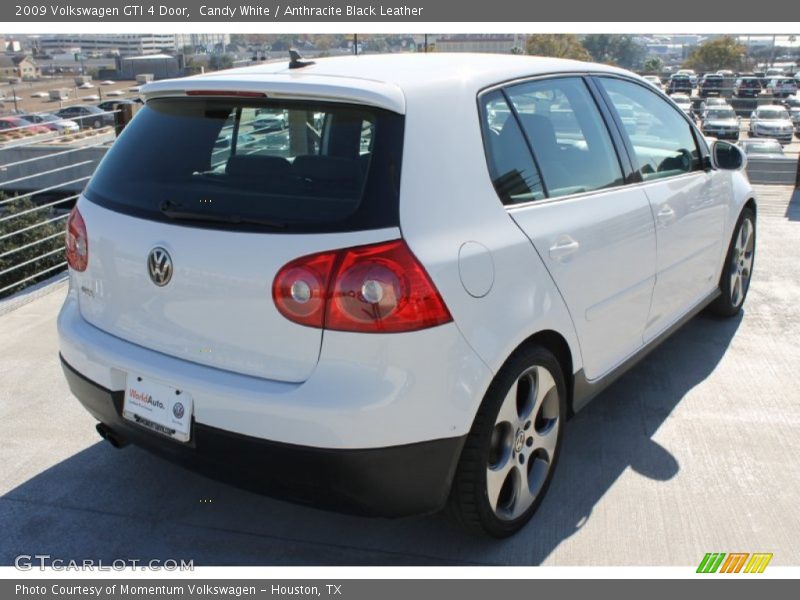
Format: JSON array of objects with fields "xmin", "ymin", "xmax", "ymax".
[{"xmin": 147, "ymin": 247, "xmax": 172, "ymax": 286}]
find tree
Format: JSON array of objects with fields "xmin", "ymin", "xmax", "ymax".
[
  {"xmin": 643, "ymin": 57, "xmax": 664, "ymax": 73},
  {"xmin": 583, "ymin": 34, "xmax": 646, "ymax": 69},
  {"xmin": 208, "ymin": 54, "xmax": 234, "ymax": 71},
  {"xmin": 684, "ymin": 36, "xmax": 746, "ymax": 72},
  {"xmin": 0, "ymin": 195, "xmax": 66, "ymax": 299},
  {"xmin": 526, "ymin": 35, "xmax": 590, "ymax": 61}
]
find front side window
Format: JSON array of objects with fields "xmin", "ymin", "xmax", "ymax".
[
  {"xmin": 598, "ymin": 78, "xmax": 702, "ymax": 181},
  {"xmin": 504, "ymin": 77, "xmax": 625, "ymax": 198}
]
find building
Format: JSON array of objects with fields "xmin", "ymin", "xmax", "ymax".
[
  {"xmin": 37, "ymin": 34, "xmax": 176, "ymax": 56},
  {"xmin": 174, "ymin": 33, "xmax": 231, "ymax": 53},
  {"xmin": 0, "ymin": 55, "xmax": 40, "ymax": 80},
  {"xmin": 1, "ymin": 38, "xmax": 23, "ymax": 53},
  {"xmin": 434, "ymin": 34, "xmax": 525, "ymax": 54},
  {"xmin": 117, "ymin": 54, "xmax": 180, "ymax": 80}
]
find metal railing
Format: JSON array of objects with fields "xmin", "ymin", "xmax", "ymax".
[{"xmin": 0, "ymin": 107, "xmax": 124, "ymax": 299}]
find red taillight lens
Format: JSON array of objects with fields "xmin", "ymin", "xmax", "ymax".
[
  {"xmin": 272, "ymin": 251, "xmax": 338, "ymax": 328},
  {"xmin": 65, "ymin": 207, "xmax": 88, "ymax": 272},
  {"xmin": 272, "ymin": 240, "xmax": 452, "ymax": 333}
]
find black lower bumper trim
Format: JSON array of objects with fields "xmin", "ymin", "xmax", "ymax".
[{"xmin": 60, "ymin": 355, "xmax": 466, "ymax": 518}]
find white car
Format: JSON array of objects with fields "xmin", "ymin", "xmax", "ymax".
[
  {"xmin": 749, "ymin": 105, "xmax": 794, "ymax": 144},
  {"xmin": 642, "ymin": 75, "xmax": 663, "ymax": 90},
  {"xmin": 58, "ymin": 54, "xmax": 757, "ymax": 537},
  {"xmin": 671, "ymin": 94, "xmax": 695, "ymax": 120},
  {"xmin": 766, "ymin": 77, "xmax": 798, "ymax": 98},
  {"xmin": 18, "ymin": 112, "xmax": 80, "ymax": 134}
]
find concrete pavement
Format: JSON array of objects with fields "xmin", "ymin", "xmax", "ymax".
[{"xmin": 1, "ymin": 185, "xmax": 799, "ymax": 566}]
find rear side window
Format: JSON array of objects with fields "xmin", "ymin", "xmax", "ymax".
[
  {"xmin": 598, "ymin": 78, "xmax": 702, "ymax": 181},
  {"xmin": 504, "ymin": 77, "xmax": 625, "ymax": 199},
  {"xmin": 480, "ymin": 90, "xmax": 545, "ymax": 205},
  {"xmin": 85, "ymin": 98, "xmax": 404, "ymax": 233}
]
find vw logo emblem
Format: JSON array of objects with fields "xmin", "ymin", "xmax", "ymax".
[
  {"xmin": 147, "ymin": 247, "xmax": 172, "ymax": 286},
  {"xmin": 173, "ymin": 402, "xmax": 185, "ymax": 419}
]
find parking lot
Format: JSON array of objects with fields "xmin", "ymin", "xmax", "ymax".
[{"xmin": 0, "ymin": 183, "xmax": 798, "ymax": 566}]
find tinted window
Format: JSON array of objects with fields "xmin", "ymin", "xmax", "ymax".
[
  {"xmin": 599, "ymin": 78, "xmax": 702, "ymax": 181},
  {"xmin": 84, "ymin": 98, "xmax": 404, "ymax": 233},
  {"xmin": 505, "ymin": 77, "xmax": 624, "ymax": 198},
  {"xmin": 479, "ymin": 90, "xmax": 545, "ymax": 205}
]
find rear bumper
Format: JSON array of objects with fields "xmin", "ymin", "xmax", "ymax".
[
  {"xmin": 61, "ymin": 356, "xmax": 466, "ymax": 517},
  {"xmin": 704, "ymin": 130, "xmax": 740, "ymax": 140},
  {"xmin": 750, "ymin": 130, "xmax": 793, "ymax": 143},
  {"xmin": 58, "ymin": 288, "xmax": 491, "ymax": 449}
]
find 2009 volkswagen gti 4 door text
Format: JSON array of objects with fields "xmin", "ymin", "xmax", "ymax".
[{"xmin": 58, "ymin": 53, "xmax": 756, "ymax": 537}]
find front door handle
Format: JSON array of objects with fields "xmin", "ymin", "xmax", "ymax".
[
  {"xmin": 549, "ymin": 236, "xmax": 580, "ymax": 261},
  {"xmin": 657, "ymin": 205, "xmax": 676, "ymax": 224}
]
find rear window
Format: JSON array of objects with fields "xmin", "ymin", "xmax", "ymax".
[{"xmin": 85, "ymin": 97, "xmax": 404, "ymax": 233}]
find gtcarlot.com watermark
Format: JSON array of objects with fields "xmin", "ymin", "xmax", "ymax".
[{"xmin": 15, "ymin": 554, "xmax": 194, "ymax": 571}]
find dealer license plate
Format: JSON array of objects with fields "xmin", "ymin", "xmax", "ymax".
[{"xmin": 122, "ymin": 374, "xmax": 193, "ymax": 443}]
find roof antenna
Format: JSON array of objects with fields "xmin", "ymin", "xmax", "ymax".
[{"xmin": 288, "ymin": 49, "xmax": 315, "ymax": 69}]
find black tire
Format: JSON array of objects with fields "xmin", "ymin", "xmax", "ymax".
[
  {"xmin": 449, "ymin": 344, "xmax": 567, "ymax": 538},
  {"xmin": 709, "ymin": 207, "xmax": 756, "ymax": 317}
]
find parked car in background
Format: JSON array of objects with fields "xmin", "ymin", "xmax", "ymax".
[
  {"xmin": 734, "ymin": 76, "xmax": 762, "ymax": 98},
  {"xmin": 782, "ymin": 95, "xmax": 800, "ymax": 110},
  {"xmin": 18, "ymin": 112, "xmax": 80, "ymax": 134},
  {"xmin": 642, "ymin": 75, "xmax": 663, "ymax": 91},
  {"xmin": 697, "ymin": 97, "xmax": 730, "ymax": 118},
  {"xmin": 699, "ymin": 74, "xmax": 725, "ymax": 97},
  {"xmin": 676, "ymin": 68, "xmax": 698, "ymax": 87},
  {"xmin": 58, "ymin": 54, "xmax": 757, "ymax": 538},
  {"xmin": 671, "ymin": 94, "xmax": 695, "ymax": 120},
  {"xmin": 0, "ymin": 116, "xmax": 51, "ymax": 135},
  {"xmin": 96, "ymin": 98, "xmax": 138, "ymax": 112},
  {"xmin": 766, "ymin": 77, "xmax": 798, "ymax": 98},
  {"xmin": 668, "ymin": 74, "xmax": 693, "ymax": 95},
  {"xmin": 55, "ymin": 104, "xmax": 115, "ymax": 130},
  {"xmin": 252, "ymin": 108, "xmax": 289, "ymax": 133},
  {"xmin": 749, "ymin": 105, "xmax": 794, "ymax": 144},
  {"xmin": 739, "ymin": 138, "xmax": 788, "ymax": 159},
  {"xmin": 701, "ymin": 106, "xmax": 740, "ymax": 141},
  {"xmin": 789, "ymin": 107, "xmax": 800, "ymax": 137}
]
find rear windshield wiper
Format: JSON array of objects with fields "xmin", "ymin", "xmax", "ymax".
[{"xmin": 159, "ymin": 201, "xmax": 286, "ymax": 229}]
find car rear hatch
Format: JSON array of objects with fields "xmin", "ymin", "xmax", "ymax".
[{"xmin": 74, "ymin": 87, "xmax": 405, "ymax": 382}]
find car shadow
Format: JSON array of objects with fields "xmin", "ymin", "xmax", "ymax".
[
  {"xmin": 786, "ymin": 188, "xmax": 800, "ymax": 221},
  {"xmin": 0, "ymin": 312, "xmax": 741, "ymax": 566}
]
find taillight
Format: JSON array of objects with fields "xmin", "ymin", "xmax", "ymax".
[
  {"xmin": 65, "ymin": 207, "xmax": 88, "ymax": 272},
  {"xmin": 272, "ymin": 240, "xmax": 452, "ymax": 333}
]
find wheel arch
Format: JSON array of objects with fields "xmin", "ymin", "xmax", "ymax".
[{"xmin": 504, "ymin": 329, "xmax": 577, "ymax": 417}]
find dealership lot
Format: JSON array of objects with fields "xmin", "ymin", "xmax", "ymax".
[{"xmin": 0, "ymin": 185, "xmax": 798, "ymax": 566}]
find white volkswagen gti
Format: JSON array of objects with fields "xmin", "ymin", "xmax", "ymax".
[{"xmin": 58, "ymin": 54, "xmax": 756, "ymax": 537}]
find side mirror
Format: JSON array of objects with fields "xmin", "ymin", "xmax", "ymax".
[{"xmin": 711, "ymin": 140, "xmax": 746, "ymax": 171}]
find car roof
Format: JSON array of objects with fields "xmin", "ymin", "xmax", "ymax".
[{"xmin": 142, "ymin": 53, "xmax": 633, "ymax": 114}]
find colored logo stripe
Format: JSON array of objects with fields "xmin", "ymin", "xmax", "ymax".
[
  {"xmin": 697, "ymin": 552, "xmax": 773, "ymax": 573},
  {"xmin": 744, "ymin": 553, "xmax": 773, "ymax": 573},
  {"xmin": 719, "ymin": 553, "xmax": 749, "ymax": 573},
  {"xmin": 697, "ymin": 553, "xmax": 726, "ymax": 573}
]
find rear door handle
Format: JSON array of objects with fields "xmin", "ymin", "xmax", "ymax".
[{"xmin": 549, "ymin": 237, "xmax": 580, "ymax": 261}]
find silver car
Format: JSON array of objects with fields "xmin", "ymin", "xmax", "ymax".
[{"xmin": 749, "ymin": 106, "xmax": 794, "ymax": 144}]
